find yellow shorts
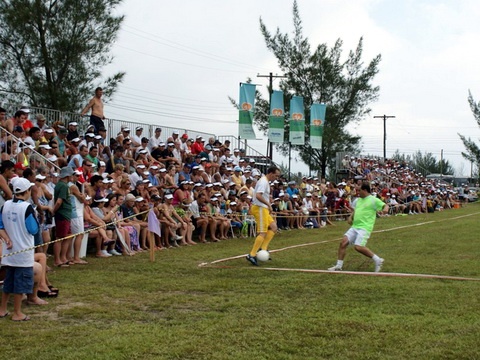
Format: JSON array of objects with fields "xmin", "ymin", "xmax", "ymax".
[{"xmin": 250, "ymin": 205, "xmax": 274, "ymax": 233}]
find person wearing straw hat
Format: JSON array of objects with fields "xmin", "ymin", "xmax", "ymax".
[
  {"xmin": 52, "ymin": 166, "xmax": 74, "ymax": 267},
  {"xmin": 0, "ymin": 177, "xmax": 38, "ymax": 321}
]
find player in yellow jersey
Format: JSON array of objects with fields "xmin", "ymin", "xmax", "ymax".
[{"xmin": 246, "ymin": 166, "xmax": 281, "ymax": 266}]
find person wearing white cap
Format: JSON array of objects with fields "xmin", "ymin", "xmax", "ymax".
[
  {"xmin": 231, "ymin": 166, "xmax": 244, "ymax": 191},
  {"xmin": 0, "ymin": 177, "xmax": 40, "ymax": 321},
  {"xmin": 148, "ymin": 127, "xmax": 163, "ymax": 152},
  {"xmin": 231, "ymin": 148, "xmax": 241, "ymax": 166},
  {"xmin": 171, "ymin": 130, "xmax": 180, "ymax": 142},
  {"xmin": 246, "ymin": 165, "xmax": 281, "ymax": 266},
  {"xmin": 130, "ymin": 126, "xmax": 143, "ymax": 147},
  {"xmin": 66, "ymin": 121, "xmax": 79, "ymax": 142},
  {"xmin": 328, "ymin": 182, "xmax": 389, "ymax": 273},
  {"xmin": 81, "ymin": 87, "xmax": 105, "ymax": 134},
  {"xmin": 191, "ymin": 135, "xmax": 205, "ymax": 155}
]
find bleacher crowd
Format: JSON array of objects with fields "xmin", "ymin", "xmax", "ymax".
[{"xmin": 0, "ymin": 106, "xmax": 468, "ymax": 310}]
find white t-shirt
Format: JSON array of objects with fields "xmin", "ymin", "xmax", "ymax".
[
  {"xmin": 253, "ymin": 175, "xmax": 270, "ymax": 208},
  {"xmin": 148, "ymin": 135, "xmax": 162, "ymax": 152},
  {"xmin": 1, "ymin": 200, "xmax": 35, "ymax": 267}
]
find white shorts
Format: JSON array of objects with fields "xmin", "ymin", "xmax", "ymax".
[
  {"xmin": 71, "ymin": 217, "xmax": 84, "ymax": 234},
  {"xmin": 344, "ymin": 228, "xmax": 370, "ymax": 247}
]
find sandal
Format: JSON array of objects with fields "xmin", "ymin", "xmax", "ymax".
[
  {"xmin": 102, "ymin": 239, "xmax": 115, "ymax": 246},
  {"xmin": 37, "ymin": 290, "xmax": 58, "ymax": 298},
  {"xmin": 48, "ymin": 285, "xmax": 59, "ymax": 293}
]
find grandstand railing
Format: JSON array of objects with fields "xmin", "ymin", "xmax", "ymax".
[
  {"xmin": 2, "ymin": 104, "xmax": 279, "ymax": 172},
  {"xmin": 335, "ymin": 151, "xmax": 434, "ymax": 180}
]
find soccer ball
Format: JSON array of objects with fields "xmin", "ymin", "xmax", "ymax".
[{"xmin": 256, "ymin": 250, "xmax": 270, "ymax": 262}]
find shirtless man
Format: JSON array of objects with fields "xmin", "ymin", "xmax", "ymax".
[
  {"xmin": 5, "ymin": 110, "xmax": 28, "ymax": 134},
  {"xmin": 81, "ymin": 87, "xmax": 105, "ymax": 133}
]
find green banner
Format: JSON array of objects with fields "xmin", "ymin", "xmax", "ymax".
[
  {"xmin": 238, "ymin": 110, "xmax": 256, "ymax": 139},
  {"xmin": 289, "ymin": 96, "xmax": 305, "ymax": 145},
  {"xmin": 268, "ymin": 116, "xmax": 284, "ymax": 143},
  {"xmin": 310, "ymin": 103, "xmax": 326, "ymax": 149},
  {"xmin": 238, "ymin": 83, "xmax": 257, "ymax": 140},
  {"xmin": 268, "ymin": 90, "xmax": 285, "ymax": 143}
]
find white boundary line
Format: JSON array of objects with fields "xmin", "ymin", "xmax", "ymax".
[{"xmin": 198, "ymin": 211, "xmax": 480, "ymax": 281}]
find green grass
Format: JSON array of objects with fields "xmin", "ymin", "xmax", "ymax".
[{"xmin": 2, "ymin": 204, "xmax": 480, "ymax": 359}]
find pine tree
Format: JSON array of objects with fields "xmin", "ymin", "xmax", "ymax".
[{"xmin": 0, "ymin": 0, "xmax": 125, "ymax": 111}]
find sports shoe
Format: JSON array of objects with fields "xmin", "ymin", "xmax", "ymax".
[
  {"xmin": 246, "ymin": 254, "xmax": 258, "ymax": 266},
  {"xmin": 108, "ymin": 249, "xmax": 122, "ymax": 256},
  {"xmin": 374, "ymin": 258, "xmax": 384, "ymax": 272},
  {"xmin": 101, "ymin": 250, "xmax": 112, "ymax": 257},
  {"xmin": 328, "ymin": 265, "xmax": 342, "ymax": 271},
  {"xmin": 174, "ymin": 235, "xmax": 183, "ymax": 241}
]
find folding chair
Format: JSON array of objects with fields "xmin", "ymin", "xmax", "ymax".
[{"xmin": 245, "ymin": 215, "xmax": 257, "ymax": 237}]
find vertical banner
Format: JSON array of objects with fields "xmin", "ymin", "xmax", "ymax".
[
  {"xmin": 310, "ymin": 103, "xmax": 327, "ymax": 149},
  {"xmin": 238, "ymin": 83, "xmax": 257, "ymax": 140},
  {"xmin": 289, "ymin": 96, "xmax": 305, "ymax": 145},
  {"xmin": 268, "ymin": 90, "xmax": 285, "ymax": 143}
]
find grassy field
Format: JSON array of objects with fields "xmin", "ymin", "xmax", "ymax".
[{"xmin": 2, "ymin": 203, "xmax": 480, "ymax": 360}]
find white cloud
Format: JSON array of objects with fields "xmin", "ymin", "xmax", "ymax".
[{"xmin": 105, "ymin": 0, "xmax": 480, "ymax": 175}]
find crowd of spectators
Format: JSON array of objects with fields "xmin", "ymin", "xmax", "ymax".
[{"xmin": 0, "ymin": 108, "xmax": 470, "ymax": 267}]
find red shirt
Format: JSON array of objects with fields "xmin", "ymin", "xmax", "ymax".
[
  {"xmin": 191, "ymin": 141, "xmax": 204, "ymax": 155},
  {"xmin": 22, "ymin": 119, "xmax": 34, "ymax": 131}
]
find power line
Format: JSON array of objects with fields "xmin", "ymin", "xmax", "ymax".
[
  {"xmin": 119, "ymin": 85, "xmax": 229, "ymax": 105},
  {"xmin": 114, "ymin": 90, "xmax": 233, "ymax": 111},
  {"xmin": 108, "ymin": 98, "xmax": 235, "ymax": 116},
  {"xmin": 107, "ymin": 103, "xmax": 235, "ymax": 123},
  {"xmin": 122, "ymin": 25, "xmax": 271, "ymax": 72},
  {"xmin": 115, "ymin": 44, "xmax": 255, "ymax": 74}
]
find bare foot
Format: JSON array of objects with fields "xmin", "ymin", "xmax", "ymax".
[
  {"xmin": 73, "ymin": 259, "xmax": 88, "ymax": 265},
  {"xmin": 27, "ymin": 297, "xmax": 48, "ymax": 306},
  {"xmin": 96, "ymin": 253, "xmax": 109, "ymax": 258},
  {"xmin": 11, "ymin": 314, "xmax": 31, "ymax": 321}
]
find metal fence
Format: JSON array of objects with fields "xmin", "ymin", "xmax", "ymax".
[{"xmin": 2, "ymin": 104, "xmax": 278, "ymax": 171}]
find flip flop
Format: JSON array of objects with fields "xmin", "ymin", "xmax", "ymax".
[
  {"xmin": 0, "ymin": 312, "xmax": 10, "ymax": 318},
  {"xmin": 72, "ymin": 260, "xmax": 88, "ymax": 265},
  {"xmin": 12, "ymin": 315, "xmax": 30, "ymax": 321},
  {"xmin": 55, "ymin": 263, "xmax": 69, "ymax": 268},
  {"xmin": 37, "ymin": 290, "xmax": 58, "ymax": 298},
  {"xmin": 48, "ymin": 285, "xmax": 59, "ymax": 293}
]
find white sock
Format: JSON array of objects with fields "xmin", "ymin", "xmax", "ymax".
[
  {"xmin": 372, "ymin": 254, "xmax": 380, "ymax": 262},
  {"xmin": 336, "ymin": 260, "xmax": 344, "ymax": 268}
]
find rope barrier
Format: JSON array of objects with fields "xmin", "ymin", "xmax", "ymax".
[
  {"xmin": 0, "ymin": 208, "xmax": 151, "ymax": 259},
  {"xmin": 0, "ymin": 196, "xmax": 465, "ymax": 258}
]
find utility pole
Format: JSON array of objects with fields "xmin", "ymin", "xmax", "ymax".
[
  {"xmin": 257, "ymin": 72, "xmax": 287, "ymax": 160},
  {"xmin": 440, "ymin": 149, "xmax": 443, "ymax": 180},
  {"xmin": 373, "ymin": 114, "xmax": 395, "ymax": 159}
]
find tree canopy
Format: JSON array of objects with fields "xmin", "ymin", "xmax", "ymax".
[
  {"xmin": 251, "ymin": 0, "xmax": 381, "ymax": 177},
  {"xmin": 0, "ymin": 0, "xmax": 125, "ymax": 111},
  {"xmin": 459, "ymin": 91, "xmax": 480, "ymax": 175}
]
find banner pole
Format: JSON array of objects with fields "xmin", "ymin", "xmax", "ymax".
[{"xmin": 149, "ymin": 232, "xmax": 155, "ymax": 262}]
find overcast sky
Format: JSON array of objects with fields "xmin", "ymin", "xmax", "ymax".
[{"xmin": 104, "ymin": 0, "xmax": 480, "ymax": 176}]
